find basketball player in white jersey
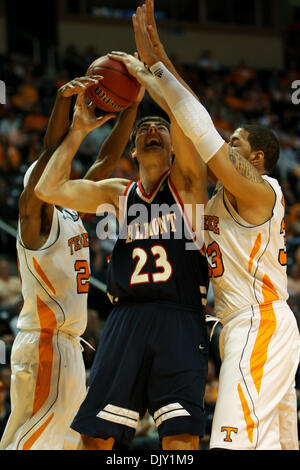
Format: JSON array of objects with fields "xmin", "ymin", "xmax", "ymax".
[
  {"xmin": 131, "ymin": 0, "xmax": 300, "ymax": 450},
  {"xmin": 0, "ymin": 75, "xmax": 143, "ymax": 450}
]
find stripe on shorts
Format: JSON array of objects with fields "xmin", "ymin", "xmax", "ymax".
[
  {"xmin": 153, "ymin": 403, "xmax": 190, "ymax": 428},
  {"xmin": 97, "ymin": 404, "xmax": 139, "ymax": 429}
]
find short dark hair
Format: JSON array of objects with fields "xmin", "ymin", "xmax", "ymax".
[
  {"xmin": 130, "ymin": 116, "xmax": 170, "ymax": 149},
  {"xmin": 242, "ymin": 124, "xmax": 280, "ymax": 174}
]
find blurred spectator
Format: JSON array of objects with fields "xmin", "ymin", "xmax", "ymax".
[
  {"xmin": 231, "ymin": 59, "xmax": 257, "ymax": 88},
  {"xmin": 23, "ymin": 104, "xmax": 49, "ymax": 133},
  {"xmin": 224, "ymin": 85, "xmax": 245, "ymax": 111},
  {"xmin": 0, "ymin": 366, "xmax": 11, "ymax": 405},
  {"xmin": 0, "ymin": 136, "xmax": 21, "ymax": 173},
  {"xmin": 0, "ymin": 111, "xmax": 22, "ymax": 139},
  {"xmin": 0, "ymin": 380, "xmax": 10, "ymax": 439},
  {"xmin": 289, "ymin": 204, "xmax": 300, "ymax": 238},
  {"xmin": 62, "ymin": 44, "xmax": 84, "ymax": 78},
  {"xmin": 277, "ymin": 136, "xmax": 300, "ymax": 181},
  {"xmin": 11, "ymin": 72, "xmax": 39, "ymax": 112},
  {"xmin": 197, "ymin": 49, "xmax": 220, "ymax": 72},
  {"xmin": 288, "ymin": 265, "xmax": 300, "ymax": 298},
  {"xmin": 0, "ymin": 259, "xmax": 21, "ymax": 309},
  {"xmin": 22, "ymin": 131, "xmax": 44, "ymax": 164}
]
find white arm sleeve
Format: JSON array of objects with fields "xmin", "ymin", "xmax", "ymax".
[{"xmin": 150, "ymin": 62, "xmax": 225, "ymax": 163}]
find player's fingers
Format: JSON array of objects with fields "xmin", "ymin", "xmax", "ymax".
[
  {"xmin": 146, "ymin": 0, "xmax": 155, "ymax": 29},
  {"xmin": 75, "ymin": 91, "xmax": 86, "ymax": 108},
  {"xmin": 72, "ymin": 80, "xmax": 86, "ymax": 89},
  {"xmin": 147, "ymin": 25, "xmax": 159, "ymax": 48},
  {"xmin": 88, "ymin": 101, "xmax": 96, "ymax": 111},
  {"xmin": 80, "ymin": 76, "xmax": 103, "ymax": 85},
  {"xmin": 108, "ymin": 53, "xmax": 126, "ymax": 64},
  {"xmin": 97, "ymin": 113, "xmax": 116, "ymax": 125},
  {"xmin": 148, "ymin": 0, "xmax": 159, "ymax": 41}
]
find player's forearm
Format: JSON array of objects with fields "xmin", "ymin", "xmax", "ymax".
[
  {"xmin": 150, "ymin": 62, "xmax": 224, "ymax": 163},
  {"xmin": 135, "ymin": 68, "xmax": 170, "ymax": 115},
  {"xmin": 43, "ymin": 91, "xmax": 72, "ymax": 154},
  {"xmin": 35, "ymin": 128, "xmax": 86, "ymax": 203},
  {"xmin": 84, "ymin": 104, "xmax": 139, "ymax": 181}
]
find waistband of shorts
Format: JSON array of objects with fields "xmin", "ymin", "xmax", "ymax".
[
  {"xmin": 220, "ymin": 300, "xmax": 289, "ymax": 326},
  {"xmin": 19, "ymin": 328, "xmax": 94, "ymax": 351},
  {"xmin": 19, "ymin": 328, "xmax": 80, "ymax": 340},
  {"xmin": 113, "ymin": 300, "xmax": 204, "ymax": 315}
]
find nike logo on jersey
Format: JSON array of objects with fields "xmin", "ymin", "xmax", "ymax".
[{"xmin": 68, "ymin": 233, "xmax": 89, "ymax": 255}]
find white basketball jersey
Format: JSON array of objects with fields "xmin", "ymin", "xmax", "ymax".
[
  {"xmin": 16, "ymin": 207, "xmax": 90, "ymax": 336},
  {"xmin": 204, "ymin": 175, "xmax": 288, "ymax": 321}
]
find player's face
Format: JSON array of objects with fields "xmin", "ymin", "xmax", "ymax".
[
  {"xmin": 229, "ymin": 128, "xmax": 252, "ymax": 160},
  {"xmin": 133, "ymin": 121, "xmax": 172, "ymax": 162}
]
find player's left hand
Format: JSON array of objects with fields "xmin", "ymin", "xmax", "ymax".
[
  {"xmin": 58, "ymin": 76, "xmax": 103, "ymax": 98},
  {"xmin": 108, "ymin": 51, "xmax": 146, "ymax": 104},
  {"xmin": 71, "ymin": 90, "xmax": 116, "ymax": 134}
]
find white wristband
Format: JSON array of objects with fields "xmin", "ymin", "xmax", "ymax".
[{"xmin": 150, "ymin": 62, "xmax": 225, "ymax": 163}]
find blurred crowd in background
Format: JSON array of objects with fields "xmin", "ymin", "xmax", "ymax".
[{"xmin": 0, "ymin": 39, "xmax": 299, "ymax": 448}]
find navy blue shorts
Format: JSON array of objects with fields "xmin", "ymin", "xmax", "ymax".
[{"xmin": 71, "ymin": 301, "xmax": 208, "ymax": 446}]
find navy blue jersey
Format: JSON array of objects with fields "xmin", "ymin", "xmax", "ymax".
[{"xmin": 107, "ymin": 170, "xmax": 209, "ymax": 311}]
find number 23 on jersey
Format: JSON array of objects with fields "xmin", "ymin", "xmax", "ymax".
[{"xmin": 130, "ymin": 245, "xmax": 173, "ymax": 285}]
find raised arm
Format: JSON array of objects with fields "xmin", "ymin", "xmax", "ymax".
[
  {"xmin": 134, "ymin": 3, "xmax": 274, "ymax": 220},
  {"xmin": 137, "ymin": 0, "xmax": 199, "ymax": 102},
  {"xmin": 19, "ymin": 76, "xmax": 101, "ymax": 249},
  {"xmin": 83, "ymin": 83, "xmax": 145, "ymax": 182},
  {"xmin": 35, "ymin": 90, "xmax": 128, "ymax": 216}
]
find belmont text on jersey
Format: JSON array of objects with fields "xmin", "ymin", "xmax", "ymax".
[
  {"xmin": 125, "ymin": 212, "xmax": 177, "ymax": 243},
  {"xmin": 107, "ymin": 171, "xmax": 209, "ymax": 309}
]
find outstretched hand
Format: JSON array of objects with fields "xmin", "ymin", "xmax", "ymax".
[
  {"xmin": 108, "ymin": 52, "xmax": 146, "ymax": 104},
  {"xmin": 145, "ymin": 0, "xmax": 165, "ymax": 58},
  {"xmin": 133, "ymin": 3, "xmax": 159, "ymax": 68},
  {"xmin": 58, "ymin": 76, "xmax": 102, "ymax": 98},
  {"xmin": 71, "ymin": 90, "xmax": 116, "ymax": 134}
]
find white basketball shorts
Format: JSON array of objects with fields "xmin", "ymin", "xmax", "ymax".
[
  {"xmin": 0, "ymin": 329, "xmax": 86, "ymax": 450},
  {"xmin": 210, "ymin": 301, "xmax": 300, "ymax": 450}
]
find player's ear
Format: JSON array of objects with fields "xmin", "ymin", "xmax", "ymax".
[
  {"xmin": 131, "ymin": 147, "xmax": 139, "ymax": 169},
  {"xmin": 131, "ymin": 147, "xmax": 137, "ymax": 160},
  {"xmin": 250, "ymin": 150, "xmax": 264, "ymax": 169}
]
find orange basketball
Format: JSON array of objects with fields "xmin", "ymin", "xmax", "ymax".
[{"xmin": 86, "ymin": 55, "xmax": 141, "ymax": 113}]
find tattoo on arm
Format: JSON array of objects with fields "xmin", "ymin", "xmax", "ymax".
[{"xmin": 229, "ymin": 148, "xmax": 263, "ymax": 183}]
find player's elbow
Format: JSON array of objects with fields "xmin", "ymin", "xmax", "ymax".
[{"xmin": 34, "ymin": 184, "xmax": 55, "ymax": 204}]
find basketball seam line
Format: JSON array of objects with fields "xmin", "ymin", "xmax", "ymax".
[
  {"xmin": 90, "ymin": 65, "xmax": 140, "ymax": 88},
  {"xmin": 89, "ymin": 81, "xmax": 133, "ymax": 105}
]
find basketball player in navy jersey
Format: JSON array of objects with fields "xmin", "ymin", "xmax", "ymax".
[{"xmin": 35, "ymin": 60, "xmax": 209, "ymax": 449}]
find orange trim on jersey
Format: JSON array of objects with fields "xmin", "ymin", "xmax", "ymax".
[
  {"xmin": 33, "ymin": 257, "xmax": 56, "ymax": 295},
  {"xmin": 250, "ymin": 274, "xmax": 278, "ymax": 394},
  {"xmin": 31, "ymin": 295, "xmax": 57, "ymax": 417},
  {"xmin": 22, "ymin": 412, "xmax": 54, "ymax": 450},
  {"xmin": 248, "ymin": 233, "xmax": 261, "ymax": 273},
  {"xmin": 237, "ymin": 384, "xmax": 254, "ymax": 443}
]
